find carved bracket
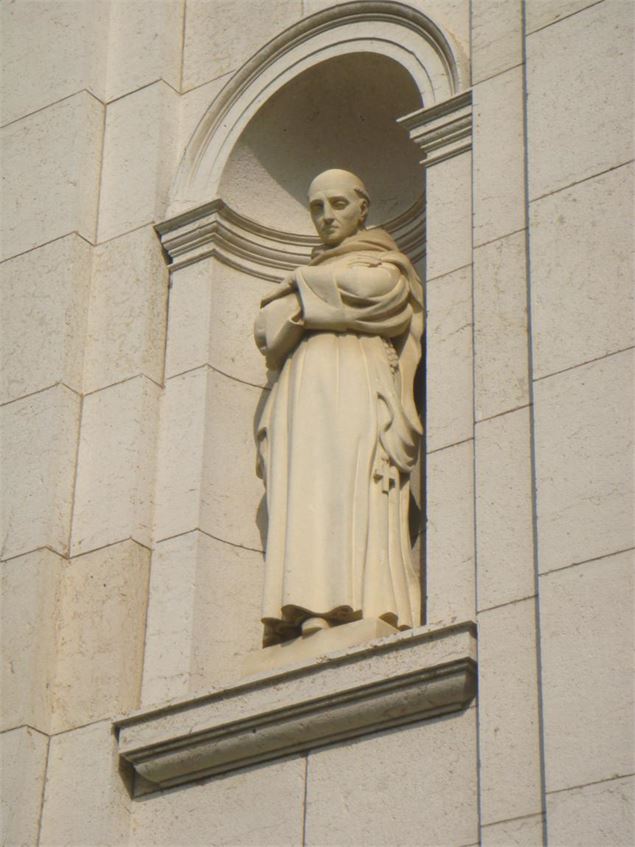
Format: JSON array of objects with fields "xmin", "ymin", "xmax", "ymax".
[
  {"xmin": 116, "ymin": 622, "xmax": 476, "ymax": 796},
  {"xmin": 399, "ymin": 90, "xmax": 473, "ymax": 167}
]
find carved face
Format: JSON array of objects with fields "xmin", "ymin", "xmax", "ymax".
[{"xmin": 308, "ymin": 184, "xmax": 368, "ymax": 247}]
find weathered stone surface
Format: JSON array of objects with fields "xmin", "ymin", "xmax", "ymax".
[
  {"xmin": 474, "ymin": 65, "xmax": 525, "ymax": 246},
  {"xmin": 178, "ymin": 75, "xmax": 231, "ymax": 159},
  {"xmin": 426, "ymin": 265, "xmax": 473, "ymax": 452},
  {"xmin": 1, "ymin": 550, "xmax": 62, "ymax": 733},
  {"xmin": 305, "ymin": 710, "xmax": 478, "ymax": 847},
  {"xmin": 478, "ymin": 599, "xmax": 542, "ymax": 824},
  {"xmin": 0, "ymin": 0, "xmax": 108, "ymax": 125},
  {"xmin": 39, "ymin": 721, "xmax": 131, "ymax": 846},
  {"xmin": 98, "ymin": 82, "xmax": 178, "ymax": 242},
  {"xmin": 476, "ymin": 407, "xmax": 534, "ymax": 610},
  {"xmin": 130, "ymin": 757, "xmax": 305, "ymax": 846},
  {"xmin": 533, "ymin": 350, "xmax": 634, "ymax": 574},
  {"xmin": 0, "ymin": 234, "xmax": 91, "ymax": 404},
  {"xmin": 526, "ymin": 1, "xmax": 634, "ymax": 199},
  {"xmin": 0, "ymin": 92, "xmax": 103, "ymax": 261},
  {"xmin": 474, "ymin": 229, "xmax": 529, "ymax": 420},
  {"xmin": 526, "ymin": 0, "xmax": 602, "ymax": 34},
  {"xmin": 471, "ymin": 0, "xmax": 522, "ymax": 84},
  {"xmin": 426, "ymin": 152, "xmax": 472, "ymax": 279},
  {"xmin": 547, "ymin": 775, "xmax": 635, "ymax": 847},
  {"xmin": 426, "ymin": 439, "xmax": 475, "ymax": 626},
  {"xmin": 84, "ymin": 226, "xmax": 168, "ymax": 394},
  {"xmin": 0, "ymin": 727, "xmax": 49, "ymax": 847},
  {"xmin": 71, "ymin": 376, "xmax": 160, "ymax": 555},
  {"xmin": 540, "ymin": 549, "xmax": 634, "ymax": 793},
  {"xmin": 51, "ymin": 540, "xmax": 150, "ymax": 733},
  {"xmin": 142, "ymin": 531, "xmax": 263, "ymax": 707},
  {"xmin": 182, "ymin": 0, "xmax": 303, "ymax": 91},
  {"xmin": 530, "ymin": 162, "xmax": 634, "ymax": 379},
  {"xmin": 481, "ymin": 813, "xmax": 544, "ymax": 846},
  {"xmin": 1, "ymin": 384, "xmax": 80, "ymax": 560}
]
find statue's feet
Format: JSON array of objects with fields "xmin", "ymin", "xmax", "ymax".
[{"xmin": 301, "ymin": 617, "xmax": 330, "ymax": 637}]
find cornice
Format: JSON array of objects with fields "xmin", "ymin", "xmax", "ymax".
[
  {"xmin": 398, "ymin": 90, "xmax": 473, "ymax": 167},
  {"xmin": 116, "ymin": 621, "xmax": 476, "ymax": 796},
  {"xmin": 156, "ymin": 198, "xmax": 425, "ymax": 279}
]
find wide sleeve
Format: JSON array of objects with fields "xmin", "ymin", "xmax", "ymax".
[{"xmin": 254, "ymin": 289, "xmax": 304, "ymax": 370}]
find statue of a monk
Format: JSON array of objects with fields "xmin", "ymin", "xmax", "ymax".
[{"xmin": 254, "ymin": 169, "xmax": 423, "ymax": 647}]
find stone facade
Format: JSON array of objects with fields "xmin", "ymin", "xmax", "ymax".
[{"xmin": 1, "ymin": 1, "xmax": 633, "ymax": 845}]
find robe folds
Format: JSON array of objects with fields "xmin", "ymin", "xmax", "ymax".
[{"xmin": 254, "ymin": 228, "xmax": 424, "ymax": 647}]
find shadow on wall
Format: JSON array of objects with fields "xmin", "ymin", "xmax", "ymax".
[{"xmin": 219, "ymin": 52, "xmax": 424, "ymax": 233}]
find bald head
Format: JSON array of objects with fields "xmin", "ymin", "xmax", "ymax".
[{"xmin": 308, "ymin": 169, "xmax": 370, "ymax": 246}]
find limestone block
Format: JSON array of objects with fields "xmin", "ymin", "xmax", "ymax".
[
  {"xmin": 529, "ymin": 163, "xmax": 634, "ymax": 379},
  {"xmin": 1, "ymin": 550, "xmax": 62, "ymax": 733},
  {"xmin": 478, "ymin": 599, "xmax": 542, "ymax": 824},
  {"xmin": 474, "ymin": 230, "xmax": 529, "ymax": 420},
  {"xmin": 179, "ymin": 75, "xmax": 231, "ymax": 158},
  {"xmin": 105, "ymin": 0, "xmax": 184, "ymax": 101},
  {"xmin": 182, "ymin": 0, "xmax": 303, "ymax": 91},
  {"xmin": 50, "ymin": 540, "xmax": 150, "ymax": 733},
  {"xmin": 476, "ymin": 408, "xmax": 534, "ymax": 610},
  {"xmin": 165, "ymin": 258, "xmax": 272, "ymax": 385},
  {"xmin": 426, "ymin": 265, "xmax": 473, "ymax": 452},
  {"xmin": 0, "ymin": 234, "xmax": 91, "ymax": 404},
  {"xmin": 526, "ymin": 1, "xmax": 634, "ymax": 199},
  {"xmin": 481, "ymin": 813, "xmax": 544, "ymax": 846},
  {"xmin": 0, "ymin": 92, "xmax": 103, "ymax": 261},
  {"xmin": 426, "ymin": 440, "xmax": 475, "ymax": 625},
  {"xmin": 526, "ymin": 0, "xmax": 602, "ymax": 34},
  {"xmin": 84, "ymin": 226, "xmax": 168, "ymax": 394},
  {"xmin": 547, "ymin": 775, "xmax": 635, "ymax": 847},
  {"xmin": 533, "ymin": 350, "xmax": 634, "ymax": 573},
  {"xmin": 305, "ymin": 710, "xmax": 478, "ymax": 847},
  {"xmin": 426, "ymin": 152, "xmax": 472, "ymax": 280},
  {"xmin": 39, "ymin": 721, "xmax": 131, "ymax": 847},
  {"xmin": 130, "ymin": 757, "xmax": 305, "ymax": 846},
  {"xmin": 474, "ymin": 66, "xmax": 525, "ymax": 246},
  {"xmin": 0, "ymin": 0, "xmax": 108, "ymax": 125},
  {"xmin": 540, "ymin": 549, "xmax": 634, "ymax": 792},
  {"xmin": 0, "ymin": 727, "xmax": 48, "ymax": 847},
  {"xmin": 471, "ymin": 0, "xmax": 522, "ymax": 84},
  {"xmin": 71, "ymin": 376, "xmax": 160, "ymax": 555},
  {"xmin": 1, "ymin": 384, "xmax": 80, "ymax": 560},
  {"xmin": 98, "ymin": 82, "xmax": 179, "ymax": 243},
  {"xmin": 141, "ymin": 531, "xmax": 263, "ymax": 706}
]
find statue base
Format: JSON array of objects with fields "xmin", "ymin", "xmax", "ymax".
[{"xmin": 241, "ymin": 618, "xmax": 399, "ymax": 677}]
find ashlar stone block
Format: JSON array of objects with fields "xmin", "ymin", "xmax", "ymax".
[
  {"xmin": 1, "ymin": 384, "xmax": 80, "ymax": 560},
  {"xmin": 481, "ymin": 813, "xmax": 544, "ymax": 846},
  {"xmin": 0, "ymin": 727, "xmax": 49, "ymax": 847},
  {"xmin": 471, "ymin": 0, "xmax": 522, "ymax": 84},
  {"xmin": 478, "ymin": 598, "xmax": 542, "ymax": 824},
  {"xmin": 533, "ymin": 350, "xmax": 634, "ymax": 573},
  {"xmin": 426, "ymin": 265, "xmax": 473, "ymax": 452},
  {"xmin": 426, "ymin": 151, "xmax": 472, "ymax": 280},
  {"xmin": 529, "ymin": 162, "xmax": 634, "ymax": 378},
  {"xmin": 474, "ymin": 229, "xmax": 529, "ymax": 420},
  {"xmin": 84, "ymin": 226, "xmax": 168, "ymax": 394},
  {"xmin": 71, "ymin": 376, "xmax": 161, "ymax": 555},
  {"xmin": 182, "ymin": 0, "xmax": 303, "ymax": 91},
  {"xmin": 526, "ymin": 1, "xmax": 634, "ymax": 199},
  {"xmin": 1, "ymin": 549, "xmax": 62, "ymax": 733},
  {"xmin": 98, "ymin": 82, "xmax": 179, "ymax": 243},
  {"xmin": 547, "ymin": 775, "xmax": 635, "ymax": 847},
  {"xmin": 0, "ymin": 234, "xmax": 92, "ymax": 404},
  {"xmin": 474, "ymin": 65, "xmax": 525, "ymax": 246},
  {"xmin": 476, "ymin": 407, "xmax": 534, "ymax": 611},
  {"xmin": 50, "ymin": 540, "xmax": 150, "ymax": 733},
  {"xmin": 526, "ymin": 0, "xmax": 604, "ymax": 34},
  {"xmin": 305, "ymin": 710, "xmax": 478, "ymax": 847},
  {"xmin": 39, "ymin": 721, "xmax": 131, "ymax": 847},
  {"xmin": 540, "ymin": 549, "xmax": 635, "ymax": 793},
  {"xmin": 0, "ymin": 92, "xmax": 104, "ymax": 261}
]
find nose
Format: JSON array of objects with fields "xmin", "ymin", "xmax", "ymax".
[{"xmin": 323, "ymin": 203, "xmax": 334, "ymax": 223}]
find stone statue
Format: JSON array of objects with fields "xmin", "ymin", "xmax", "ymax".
[{"xmin": 254, "ymin": 169, "xmax": 423, "ymax": 647}]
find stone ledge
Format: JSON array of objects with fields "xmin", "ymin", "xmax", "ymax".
[{"xmin": 116, "ymin": 622, "xmax": 476, "ymax": 795}]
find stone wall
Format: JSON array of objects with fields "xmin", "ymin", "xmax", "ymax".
[{"xmin": 1, "ymin": 1, "xmax": 632, "ymax": 845}]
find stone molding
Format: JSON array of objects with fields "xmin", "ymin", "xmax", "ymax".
[
  {"xmin": 156, "ymin": 197, "xmax": 425, "ymax": 279},
  {"xmin": 399, "ymin": 90, "xmax": 473, "ymax": 166},
  {"xmin": 116, "ymin": 622, "xmax": 476, "ymax": 796}
]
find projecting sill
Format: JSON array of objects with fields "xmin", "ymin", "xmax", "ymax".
[{"xmin": 115, "ymin": 621, "xmax": 476, "ymax": 796}]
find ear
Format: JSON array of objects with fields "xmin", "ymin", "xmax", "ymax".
[{"xmin": 359, "ymin": 198, "xmax": 369, "ymax": 224}]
